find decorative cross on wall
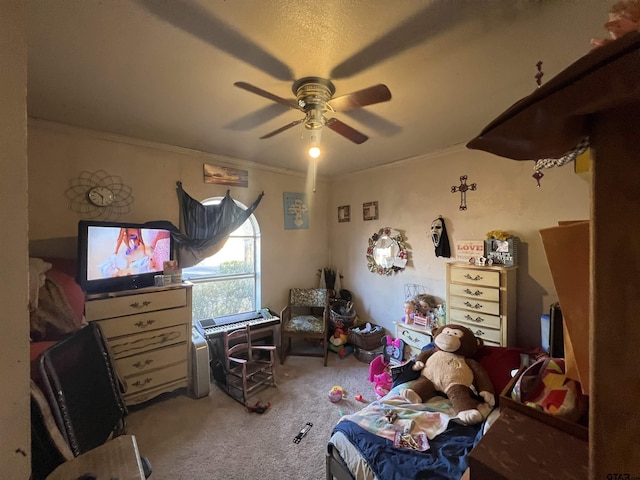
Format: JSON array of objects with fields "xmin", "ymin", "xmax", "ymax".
[{"xmin": 451, "ymin": 175, "xmax": 477, "ymax": 211}]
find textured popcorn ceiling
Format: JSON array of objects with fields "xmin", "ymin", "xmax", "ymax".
[{"xmin": 26, "ymin": 0, "xmax": 610, "ymax": 176}]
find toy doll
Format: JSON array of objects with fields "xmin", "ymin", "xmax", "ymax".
[{"xmin": 402, "ymin": 300, "xmax": 416, "ymax": 324}]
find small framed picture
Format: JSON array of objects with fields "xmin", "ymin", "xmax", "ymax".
[
  {"xmin": 338, "ymin": 205, "xmax": 351, "ymax": 223},
  {"xmin": 363, "ymin": 201, "xmax": 379, "ymax": 221}
]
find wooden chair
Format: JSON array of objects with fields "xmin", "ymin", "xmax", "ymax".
[
  {"xmin": 280, "ymin": 288, "xmax": 330, "ymax": 366},
  {"xmin": 221, "ymin": 324, "xmax": 277, "ymax": 406}
]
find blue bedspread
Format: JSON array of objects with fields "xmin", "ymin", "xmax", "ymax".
[{"xmin": 332, "ymin": 419, "xmax": 483, "ymax": 480}]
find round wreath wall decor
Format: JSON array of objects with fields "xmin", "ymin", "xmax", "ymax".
[{"xmin": 366, "ymin": 227, "xmax": 408, "ymax": 275}]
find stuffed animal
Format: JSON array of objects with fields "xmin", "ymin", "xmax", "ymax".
[
  {"xmin": 400, "ymin": 324, "xmax": 495, "ymax": 425},
  {"xmin": 329, "ymin": 328, "xmax": 348, "ymax": 347}
]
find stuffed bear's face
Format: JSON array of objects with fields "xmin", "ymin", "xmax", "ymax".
[{"xmin": 433, "ymin": 324, "xmax": 481, "ymax": 357}]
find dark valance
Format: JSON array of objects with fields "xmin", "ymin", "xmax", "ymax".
[{"xmin": 147, "ymin": 182, "xmax": 264, "ymax": 268}]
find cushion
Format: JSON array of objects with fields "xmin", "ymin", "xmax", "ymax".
[{"xmin": 284, "ymin": 315, "xmax": 324, "ymax": 333}]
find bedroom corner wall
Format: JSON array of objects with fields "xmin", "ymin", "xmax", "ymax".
[{"xmin": 328, "ymin": 145, "xmax": 590, "ymax": 348}]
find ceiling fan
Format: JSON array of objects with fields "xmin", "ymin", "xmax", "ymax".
[{"xmin": 234, "ymin": 77, "xmax": 392, "ymax": 144}]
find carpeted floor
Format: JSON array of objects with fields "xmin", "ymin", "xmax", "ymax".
[{"xmin": 126, "ymin": 352, "xmax": 372, "ymax": 480}]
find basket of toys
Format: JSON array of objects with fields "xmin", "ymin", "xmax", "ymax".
[
  {"xmin": 329, "ymin": 300, "xmax": 357, "ymax": 332},
  {"xmin": 348, "ymin": 323, "xmax": 385, "ymax": 351}
]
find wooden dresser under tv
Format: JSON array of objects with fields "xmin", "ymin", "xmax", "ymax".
[{"xmin": 84, "ymin": 283, "xmax": 192, "ymax": 406}]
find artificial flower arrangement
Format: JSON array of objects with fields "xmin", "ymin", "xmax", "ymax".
[
  {"xmin": 486, "ymin": 230, "xmax": 513, "ymax": 241},
  {"xmin": 485, "ymin": 230, "xmax": 519, "ymax": 266}
]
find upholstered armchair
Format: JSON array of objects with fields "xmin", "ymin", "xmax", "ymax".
[{"xmin": 280, "ymin": 288, "xmax": 330, "ymax": 366}]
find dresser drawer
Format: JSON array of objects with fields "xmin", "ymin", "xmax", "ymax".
[
  {"xmin": 396, "ymin": 323, "xmax": 432, "ymax": 350},
  {"xmin": 124, "ymin": 378, "xmax": 188, "ymax": 406},
  {"xmin": 115, "ymin": 343, "xmax": 187, "ymax": 378},
  {"xmin": 449, "ymin": 309, "xmax": 502, "ymax": 330},
  {"xmin": 107, "ymin": 325, "xmax": 188, "ymax": 359},
  {"xmin": 450, "ymin": 268, "xmax": 500, "ymax": 288},
  {"xmin": 457, "ymin": 323, "xmax": 502, "ymax": 344},
  {"xmin": 450, "ymin": 295, "xmax": 500, "ymax": 316},
  {"xmin": 404, "ymin": 344, "xmax": 424, "ymax": 360},
  {"xmin": 85, "ymin": 287, "xmax": 188, "ymax": 321},
  {"xmin": 449, "ymin": 283, "xmax": 499, "ymax": 302},
  {"xmin": 122, "ymin": 361, "xmax": 188, "ymax": 397},
  {"xmin": 95, "ymin": 307, "xmax": 189, "ymax": 339}
]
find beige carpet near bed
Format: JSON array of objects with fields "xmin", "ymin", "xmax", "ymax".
[{"xmin": 126, "ymin": 353, "xmax": 372, "ymax": 480}]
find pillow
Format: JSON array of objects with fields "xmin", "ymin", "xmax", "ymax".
[
  {"xmin": 45, "ymin": 268, "xmax": 85, "ymax": 326},
  {"xmin": 475, "ymin": 345, "xmax": 523, "ymax": 394}
]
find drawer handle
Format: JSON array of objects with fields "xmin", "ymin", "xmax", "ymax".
[
  {"xmin": 463, "ymin": 274, "xmax": 483, "ymax": 281},
  {"xmin": 130, "ymin": 300, "xmax": 152, "ymax": 310},
  {"xmin": 134, "ymin": 319, "xmax": 156, "ymax": 329},
  {"xmin": 464, "ymin": 301, "xmax": 483, "ymax": 310},
  {"xmin": 474, "ymin": 330, "xmax": 484, "ymax": 336},
  {"xmin": 464, "ymin": 314, "xmax": 484, "ymax": 323},
  {"xmin": 132, "ymin": 377, "xmax": 152, "ymax": 388},
  {"xmin": 401, "ymin": 330, "xmax": 422, "ymax": 344},
  {"xmin": 132, "ymin": 359, "xmax": 154, "ymax": 369},
  {"xmin": 463, "ymin": 288, "xmax": 483, "ymax": 296}
]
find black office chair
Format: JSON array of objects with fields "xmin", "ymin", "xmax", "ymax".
[{"xmin": 37, "ymin": 322, "xmax": 152, "ymax": 477}]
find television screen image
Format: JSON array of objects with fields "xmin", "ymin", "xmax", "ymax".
[
  {"xmin": 87, "ymin": 226, "xmax": 170, "ymax": 280},
  {"xmin": 78, "ymin": 220, "xmax": 174, "ymax": 294}
]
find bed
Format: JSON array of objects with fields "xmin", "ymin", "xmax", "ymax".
[{"xmin": 326, "ymin": 345, "xmax": 523, "ymax": 480}]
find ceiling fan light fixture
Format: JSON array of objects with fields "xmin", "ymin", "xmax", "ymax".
[
  {"xmin": 308, "ymin": 129, "xmax": 322, "ymax": 159},
  {"xmin": 309, "ymin": 146, "xmax": 321, "ymax": 159}
]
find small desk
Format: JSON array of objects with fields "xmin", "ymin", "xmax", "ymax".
[{"xmin": 46, "ymin": 435, "xmax": 145, "ymax": 480}]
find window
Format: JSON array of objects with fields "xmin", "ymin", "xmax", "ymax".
[{"xmin": 182, "ymin": 197, "xmax": 261, "ymax": 322}]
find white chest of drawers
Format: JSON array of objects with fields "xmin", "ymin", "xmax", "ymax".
[
  {"xmin": 84, "ymin": 283, "xmax": 193, "ymax": 406},
  {"xmin": 446, "ymin": 263, "xmax": 517, "ymax": 347}
]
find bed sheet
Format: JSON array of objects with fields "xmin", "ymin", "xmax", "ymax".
[{"xmin": 329, "ymin": 381, "xmax": 489, "ymax": 480}]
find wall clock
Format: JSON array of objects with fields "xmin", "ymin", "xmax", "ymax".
[
  {"xmin": 65, "ymin": 170, "xmax": 134, "ymax": 220},
  {"xmin": 87, "ymin": 186, "xmax": 115, "ymax": 207}
]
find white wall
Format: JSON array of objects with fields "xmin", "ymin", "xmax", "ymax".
[
  {"xmin": 28, "ymin": 120, "xmax": 591, "ymax": 350},
  {"xmin": 329, "ymin": 145, "xmax": 590, "ymax": 348},
  {"xmin": 27, "ymin": 121, "xmax": 331, "ymax": 313},
  {"xmin": 0, "ymin": 1, "xmax": 30, "ymax": 476}
]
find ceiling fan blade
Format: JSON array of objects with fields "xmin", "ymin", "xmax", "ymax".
[
  {"xmin": 234, "ymin": 82, "xmax": 299, "ymax": 110},
  {"xmin": 260, "ymin": 118, "xmax": 305, "ymax": 139},
  {"xmin": 328, "ymin": 84, "xmax": 392, "ymax": 112},
  {"xmin": 137, "ymin": 1, "xmax": 293, "ymax": 81},
  {"xmin": 325, "ymin": 118, "xmax": 368, "ymax": 144}
]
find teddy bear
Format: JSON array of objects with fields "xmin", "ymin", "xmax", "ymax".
[{"xmin": 400, "ymin": 324, "xmax": 495, "ymax": 425}]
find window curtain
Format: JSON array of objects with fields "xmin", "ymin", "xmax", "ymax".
[{"xmin": 148, "ymin": 182, "xmax": 264, "ymax": 268}]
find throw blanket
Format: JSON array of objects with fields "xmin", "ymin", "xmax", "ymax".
[
  {"xmin": 337, "ymin": 381, "xmax": 458, "ymax": 442},
  {"xmin": 333, "ymin": 381, "xmax": 484, "ymax": 480},
  {"xmin": 30, "ymin": 276, "xmax": 80, "ymax": 341}
]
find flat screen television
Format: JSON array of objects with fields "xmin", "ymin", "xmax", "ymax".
[{"xmin": 77, "ymin": 220, "xmax": 175, "ymax": 295}]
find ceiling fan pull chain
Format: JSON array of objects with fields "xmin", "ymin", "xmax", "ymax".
[{"xmin": 312, "ymin": 156, "xmax": 317, "ymax": 193}]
